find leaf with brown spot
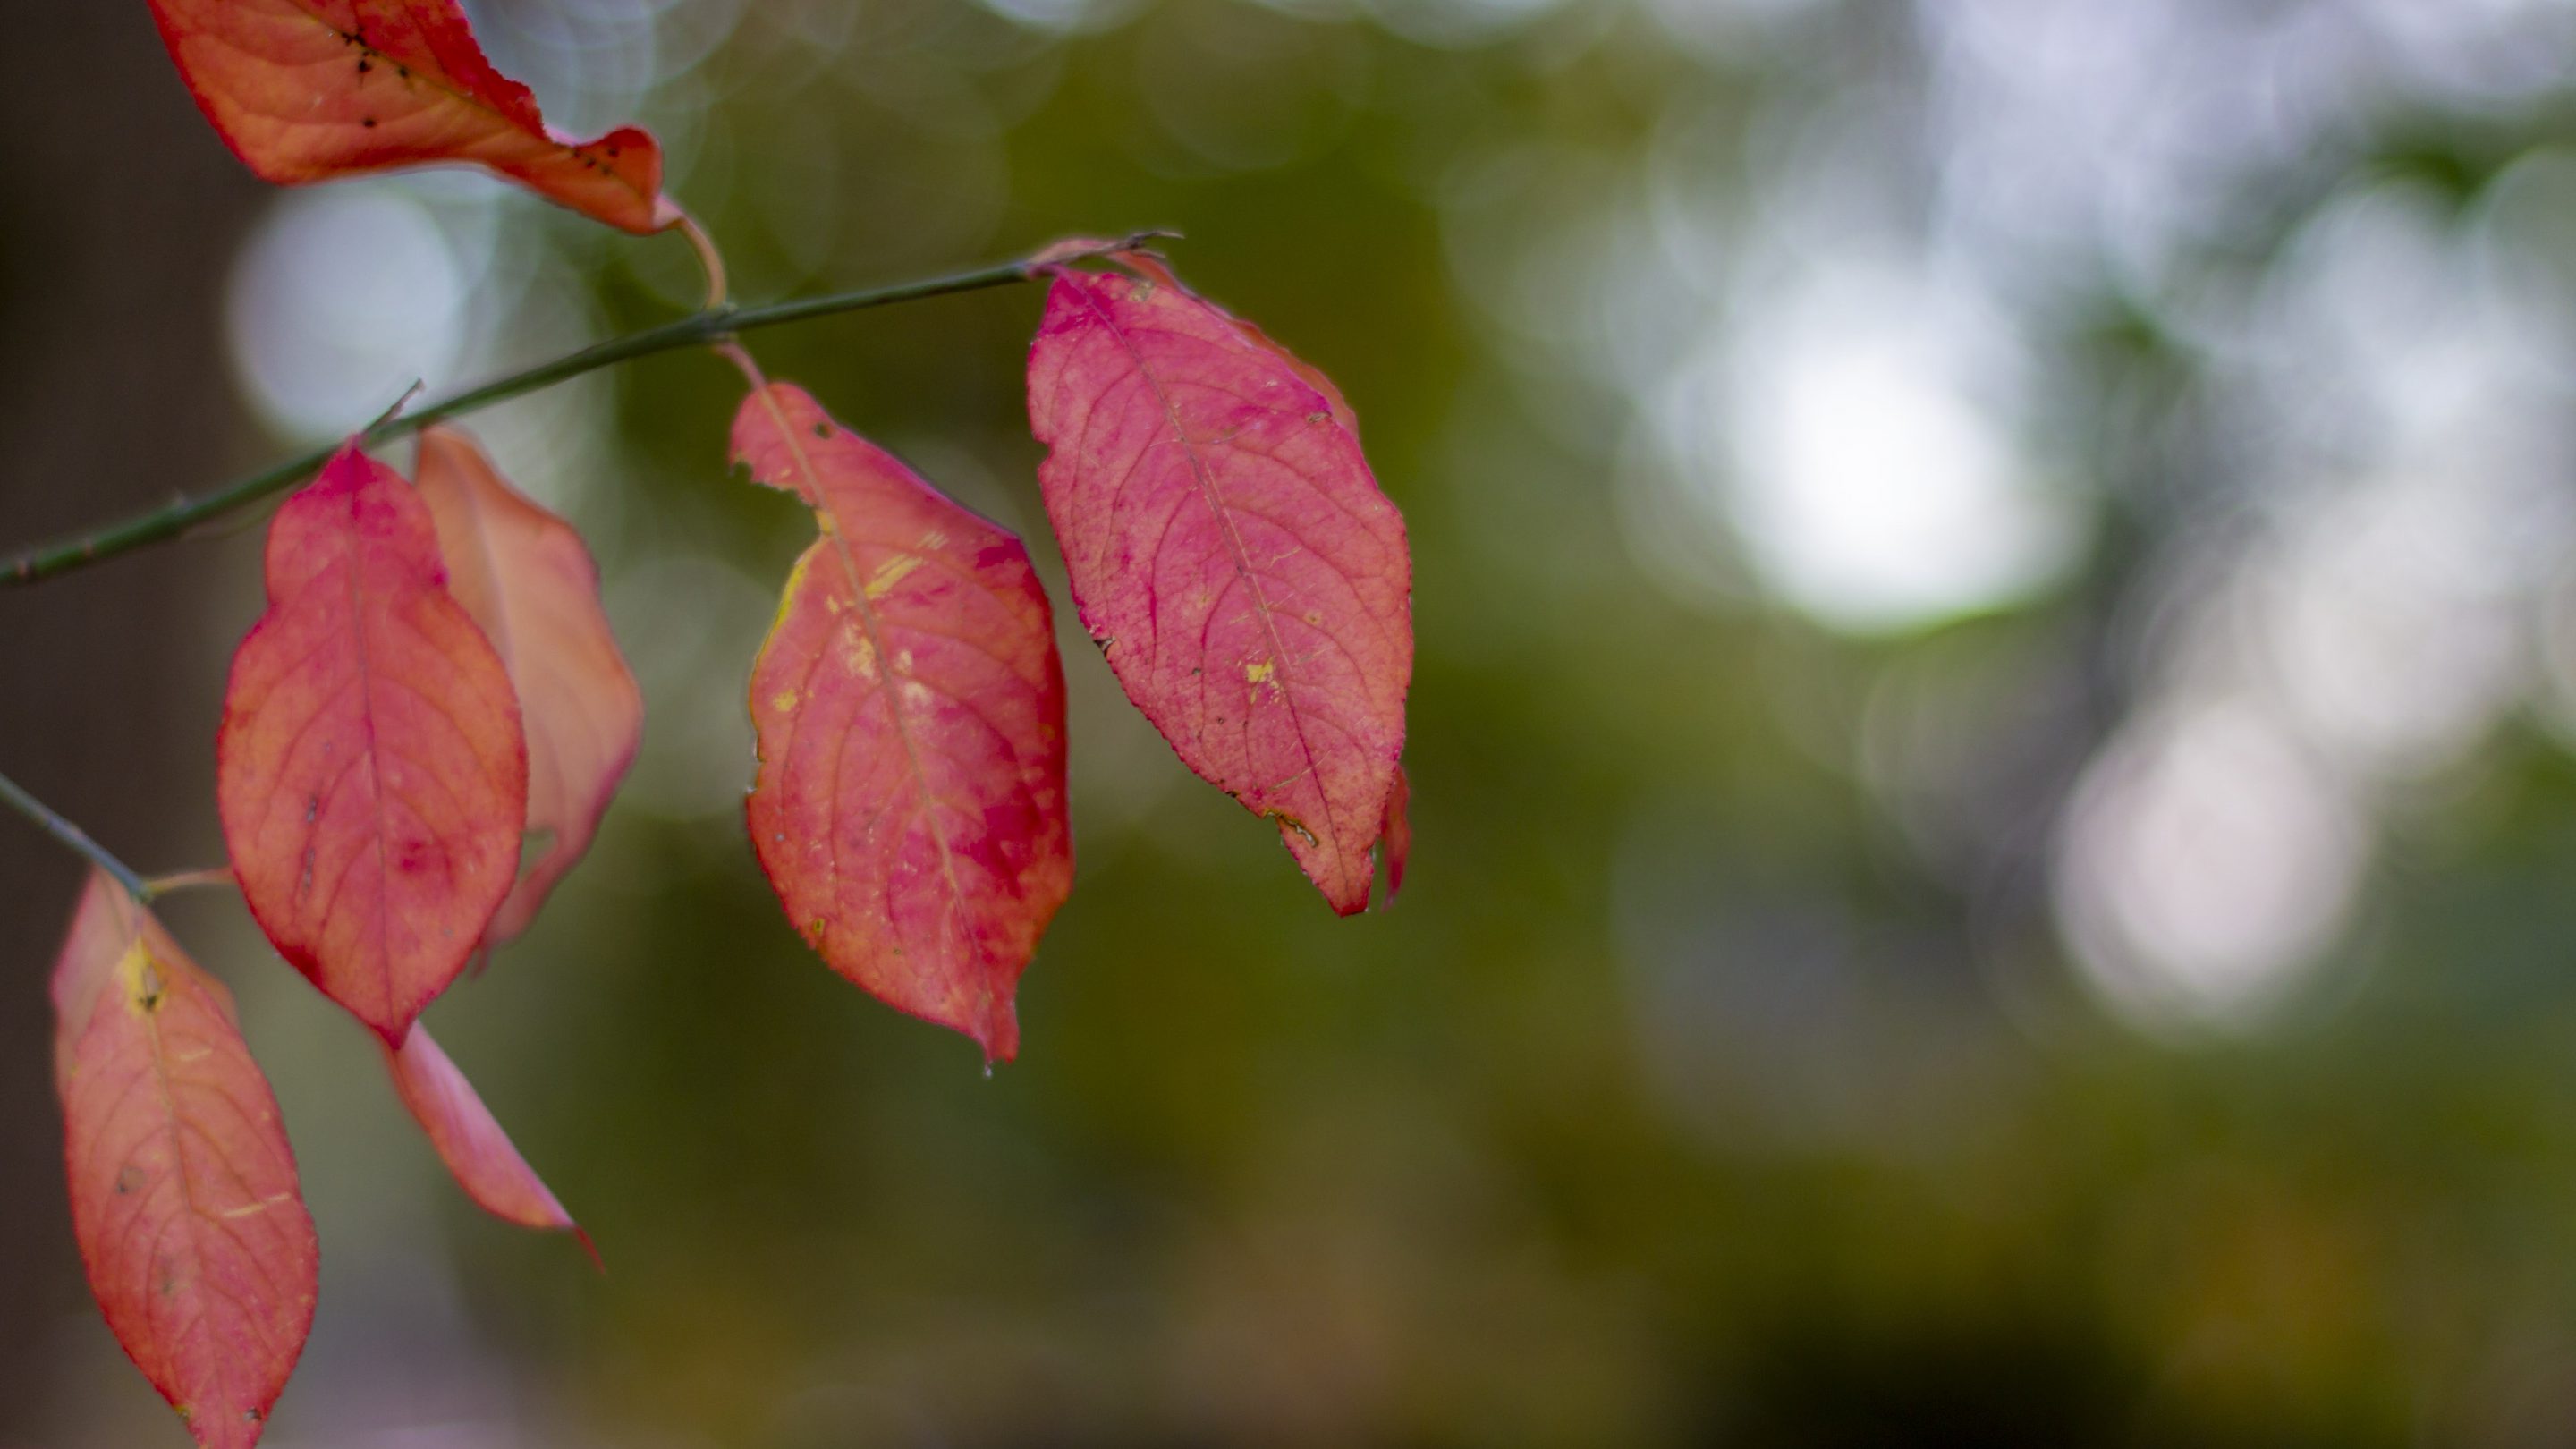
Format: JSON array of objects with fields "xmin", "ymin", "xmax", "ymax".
[
  {"xmin": 217, "ymin": 442, "xmax": 528, "ymax": 1045},
  {"xmin": 52, "ymin": 873, "xmax": 318, "ymax": 1449},
  {"xmin": 144, "ymin": 0, "xmax": 678, "ymax": 233},
  {"xmin": 413, "ymin": 426, "xmax": 640, "ymax": 947},
  {"xmin": 733, "ymin": 381, "xmax": 1073, "ymax": 1062}
]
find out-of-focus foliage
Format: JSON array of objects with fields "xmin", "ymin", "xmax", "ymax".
[{"xmin": 22, "ymin": 0, "xmax": 2576, "ymax": 1445}]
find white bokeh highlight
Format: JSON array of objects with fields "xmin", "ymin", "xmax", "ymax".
[
  {"xmin": 1682, "ymin": 259, "xmax": 2083, "ymax": 634},
  {"xmin": 226, "ymin": 188, "xmax": 476, "ymax": 442},
  {"xmin": 2055, "ymin": 701, "xmax": 2370, "ymax": 1031}
]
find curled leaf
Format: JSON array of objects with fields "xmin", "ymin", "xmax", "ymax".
[
  {"xmin": 1026, "ymin": 258, "xmax": 1412, "ymax": 912},
  {"xmin": 734, "ymin": 382, "xmax": 1073, "ymax": 1062},
  {"xmin": 218, "ymin": 443, "xmax": 528, "ymax": 1045},
  {"xmin": 52, "ymin": 874, "xmax": 318, "ymax": 1449},
  {"xmin": 384, "ymin": 1024, "xmax": 595, "ymax": 1262},
  {"xmin": 414, "ymin": 427, "xmax": 641, "ymax": 946},
  {"xmin": 145, "ymin": 0, "xmax": 678, "ymax": 233},
  {"xmin": 1381, "ymin": 763, "xmax": 1411, "ymax": 903}
]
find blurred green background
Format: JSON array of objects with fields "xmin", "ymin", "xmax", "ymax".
[{"xmin": 18, "ymin": 0, "xmax": 2576, "ymax": 1444}]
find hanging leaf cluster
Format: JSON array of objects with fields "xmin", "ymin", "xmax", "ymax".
[{"xmin": 38, "ymin": 2, "xmax": 1413, "ymax": 1444}]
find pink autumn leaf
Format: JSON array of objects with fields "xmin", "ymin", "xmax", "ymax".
[
  {"xmin": 52, "ymin": 874, "xmax": 318, "ymax": 1449},
  {"xmin": 734, "ymin": 381, "xmax": 1074, "ymax": 1062},
  {"xmin": 1026, "ymin": 256, "xmax": 1412, "ymax": 913},
  {"xmin": 216, "ymin": 443, "xmax": 529, "ymax": 1045},
  {"xmin": 413, "ymin": 426, "xmax": 642, "ymax": 948}
]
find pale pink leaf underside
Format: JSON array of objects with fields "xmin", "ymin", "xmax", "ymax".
[
  {"xmin": 383, "ymin": 1024, "xmax": 593, "ymax": 1259},
  {"xmin": 413, "ymin": 426, "xmax": 641, "ymax": 947}
]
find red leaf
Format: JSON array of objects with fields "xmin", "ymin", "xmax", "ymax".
[
  {"xmin": 1026, "ymin": 259, "xmax": 1412, "ymax": 913},
  {"xmin": 383, "ymin": 1024, "xmax": 594, "ymax": 1261},
  {"xmin": 52, "ymin": 873, "xmax": 318, "ymax": 1449},
  {"xmin": 413, "ymin": 427, "xmax": 641, "ymax": 946},
  {"xmin": 218, "ymin": 443, "xmax": 528, "ymax": 1046},
  {"xmin": 145, "ymin": 0, "xmax": 677, "ymax": 233},
  {"xmin": 733, "ymin": 382, "xmax": 1073, "ymax": 1061}
]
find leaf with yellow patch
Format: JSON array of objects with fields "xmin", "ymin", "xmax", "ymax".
[
  {"xmin": 733, "ymin": 381, "xmax": 1073, "ymax": 1062},
  {"xmin": 53, "ymin": 873, "xmax": 318, "ymax": 1449}
]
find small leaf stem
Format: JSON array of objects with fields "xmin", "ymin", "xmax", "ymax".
[
  {"xmin": 674, "ymin": 209, "xmax": 730, "ymax": 311},
  {"xmin": 712, "ymin": 339, "xmax": 768, "ymax": 392},
  {"xmin": 141, "ymin": 866, "xmax": 237, "ymax": 900},
  {"xmin": 0, "ymin": 767, "xmax": 149, "ymax": 901},
  {"xmin": 0, "ymin": 231, "xmax": 1171, "ymax": 589}
]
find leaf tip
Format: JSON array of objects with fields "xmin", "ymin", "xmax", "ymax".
[{"xmin": 974, "ymin": 996, "xmax": 1022, "ymax": 1068}]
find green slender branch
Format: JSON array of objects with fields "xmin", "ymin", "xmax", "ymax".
[
  {"xmin": 0, "ymin": 767, "xmax": 149, "ymax": 900},
  {"xmin": 2, "ymin": 231, "xmax": 1171, "ymax": 588}
]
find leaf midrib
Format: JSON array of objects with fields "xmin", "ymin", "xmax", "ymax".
[
  {"xmin": 756, "ymin": 392, "xmax": 979, "ymax": 970},
  {"xmin": 1063, "ymin": 275, "xmax": 1345, "ymax": 890}
]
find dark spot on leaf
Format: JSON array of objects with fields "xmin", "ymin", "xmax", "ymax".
[
  {"xmin": 362, "ymin": 117, "xmax": 377, "ymax": 129},
  {"xmin": 115, "ymin": 1165, "xmax": 146, "ymax": 1195},
  {"xmin": 813, "ymin": 423, "xmax": 832, "ymax": 438}
]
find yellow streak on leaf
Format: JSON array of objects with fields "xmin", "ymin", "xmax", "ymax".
[{"xmin": 863, "ymin": 554, "xmax": 927, "ymax": 600}]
